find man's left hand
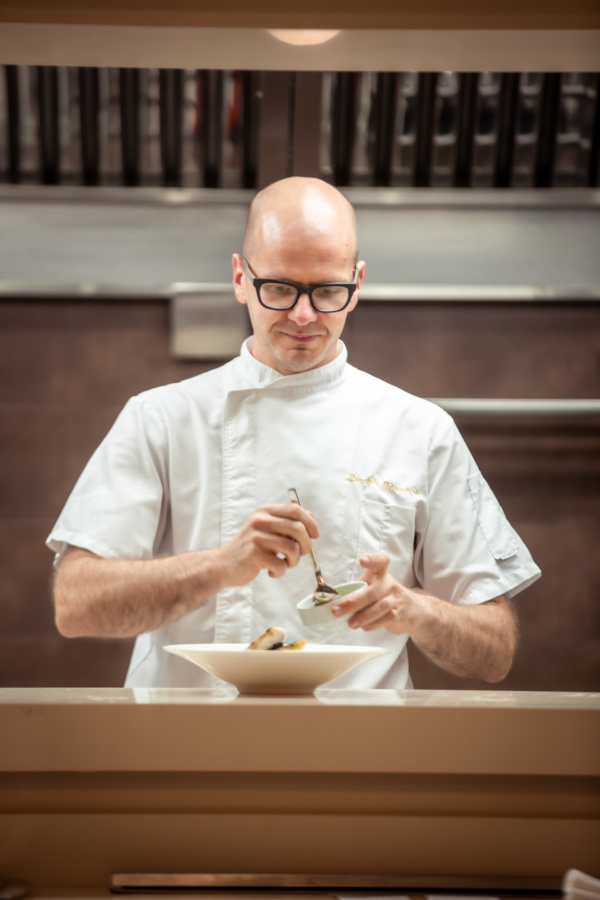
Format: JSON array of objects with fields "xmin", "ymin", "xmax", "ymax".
[
  {"xmin": 330, "ymin": 551, "xmax": 517, "ymax": 683},
  {"xmin": 331, "ymin": 552, "xmax": 416, "ymax": 634}
]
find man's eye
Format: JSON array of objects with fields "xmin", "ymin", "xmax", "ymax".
[
  {"xmin": 265, "ymin": 283, "xmax": 294, "ymax": 295},
  {"xmin": 314, "ymin": 286, "xmax": 345, "ymax": 300}
]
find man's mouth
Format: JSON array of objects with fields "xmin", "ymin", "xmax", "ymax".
[{"xmin": 283, "ymin": 332, "xmax": 321, "ymax": 344}]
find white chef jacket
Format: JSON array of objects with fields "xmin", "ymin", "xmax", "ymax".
[{"xmin": 47, "ymin": 339, "xmax": 541, "ymax": 689}]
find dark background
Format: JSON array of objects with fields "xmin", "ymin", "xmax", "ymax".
[{"xmin": 1, "ymin": 295, "xmax": 598, "ymax": 690}]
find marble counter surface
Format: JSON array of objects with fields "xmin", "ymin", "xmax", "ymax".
[
  {"xmin": 3, "ymin": 686, "xmax": 600, "ymax": 706},
  {"xmin": 1, "ymin": 687, "xmax": 599, "ymax": 776}
]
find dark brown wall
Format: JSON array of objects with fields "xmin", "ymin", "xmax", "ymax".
[
  {"xmin": 3, "ymin": 0, "xmax": 598, "ymax": 29},
  {"xmin": 1, "ymin": 296, "xmax": 599, "ymax": 689}
]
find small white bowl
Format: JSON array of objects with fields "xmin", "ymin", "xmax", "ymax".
[{"xmin": 296, "ymin": 581, "xmax": 367, "ymax": 635}]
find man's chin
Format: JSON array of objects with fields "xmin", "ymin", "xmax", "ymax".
[
  {"xmin": 276, "ymin": 340, "xmax": 339, "ymax": 375},
  {"xmin": 250, "ymin": 334, "xmax": 339, "ymax": 374},
  {"xmin": 279, "ymin": 352, "xmax": 322, "ymax": 375}
]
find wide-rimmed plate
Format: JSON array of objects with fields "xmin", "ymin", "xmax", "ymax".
[{"xmin": 164, "ymin": 643, "xmax": 390, "ymax": 694}]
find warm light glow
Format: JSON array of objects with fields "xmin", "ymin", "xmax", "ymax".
[{"xmin": 267, "ymin": 29, "xmax": 341, "ymax": 46}]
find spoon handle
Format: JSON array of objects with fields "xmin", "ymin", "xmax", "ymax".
[
  {"xmin": 288, "ymin": 488, "xmax": 340, "ymax": 605},
  {"xmin": 288, "ymin": 489, "xmax": 323, "ymax": 575}
]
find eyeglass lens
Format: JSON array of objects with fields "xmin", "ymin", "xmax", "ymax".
[{"xmin": 259, "ymin": 282, "xmax": 349, "ymax": 311}]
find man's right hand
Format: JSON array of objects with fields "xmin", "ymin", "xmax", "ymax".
[
  {"xmin": 54, "ymin": 501, "xmax": 320, "ymax": 639},
  {"xmin": 217, "ymin": 501, "xmax": 320, "ymax": 586}
]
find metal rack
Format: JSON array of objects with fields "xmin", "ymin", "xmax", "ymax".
[{"xmin": 1, "ymin": 67, "xmax": 599, "ymax": 189}]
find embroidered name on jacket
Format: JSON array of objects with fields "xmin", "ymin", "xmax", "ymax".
[{"xmin": 347, "ymin": 473, "xmax": 419, "ymax": 495}]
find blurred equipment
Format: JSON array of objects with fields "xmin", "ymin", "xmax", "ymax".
[
  {"xmin": 563, "ymin": 869, "xmax": 600, "ymax": 900},
  {"xmin": 1, "ymin": 67, "xmax": 599, "ymax": 189},
  {"xmin": 0, "ymin": 881, "xmax": 30, "ymax": 899}
]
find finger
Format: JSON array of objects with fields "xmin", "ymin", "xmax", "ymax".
[
  {"xmin": 330, "ymin": 583, "xmax": 374, "ymax": 618},
  {"xmin": 260, "ymin": 502, "xmax": 320, "ymax": 540},
  {"xmin": 263, "ymin": 552, "xmax": 290, "ymax": 579},
  {"xmin": 254, "ymin": 506, "xmax": 320, "ymax": 547},
  {"xmin": 359, "ymin": 551, "xmax": 391, "ymax": 580},
  {"xmin": 256, "ymin": 535, "xmax": 302, "ymax": 570},
  {"xmin": 348, "ymin": 595, "xmax": 395, "ymax": 630},
  {"xmin": 353, "ymin": 609, "xmax": 398, "ymax": 632},
  {"xmin": 285, "ymin": 502, "xmax": 320, "ymax": 540}
]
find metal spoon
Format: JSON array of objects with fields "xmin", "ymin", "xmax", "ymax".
[{"xmin": 288, "ymin": 488, "xmax": 340, "ymax": 605}]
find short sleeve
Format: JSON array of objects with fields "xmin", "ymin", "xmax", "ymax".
[
  {"xmin": 46, "ymin": 396, "xmax": 169, "ymax": 564},
  {"xmin": 415, "ymin": 414, "xmax": 541, "ymax": 605}
]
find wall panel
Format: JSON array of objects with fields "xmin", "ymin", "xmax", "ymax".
[{"xmin": 0, "ymin": 295, "xmax": 598, "ymax": 689}]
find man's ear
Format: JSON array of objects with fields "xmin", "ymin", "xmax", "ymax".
[
  {"xmin": 232, "ymin": 253, "xmax": 248, "ymax": 306},
  {"xmin": 348, "ymin": 260, "xmax": 366, "ymax": 312}
]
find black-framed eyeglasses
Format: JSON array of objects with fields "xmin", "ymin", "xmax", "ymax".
[{"xmin": 242, "ymin": 257, "xmax": 357, "ymax": 313}]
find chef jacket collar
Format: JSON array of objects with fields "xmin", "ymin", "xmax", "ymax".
[{"xmin": 240, "ymin": 338, "xmax": 348, "ymax": 390}]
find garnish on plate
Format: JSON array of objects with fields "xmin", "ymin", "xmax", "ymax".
[{"xmin": 246, "ymin": 626, "xmax": 306, "ymax": 651}]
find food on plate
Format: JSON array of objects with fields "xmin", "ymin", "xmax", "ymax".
[
  {"xmin": 246, "ymin": 626, "xmax": 306, "ymax": 651},
  {"xmin": 275, "ymin": 640, "xmax": 306, "ymax": 651}
]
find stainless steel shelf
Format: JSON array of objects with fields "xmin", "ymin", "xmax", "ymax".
[
  {"xmin": 3, "ymin": 281, "xmax": 599, "ymax": 303},
  {"xmin": 432, "ymin": 398, "xmax": 600, "ymax": 416},
  {"xmin": 0, "ymin": 187, "xmax": 599, "ymax": 296}
]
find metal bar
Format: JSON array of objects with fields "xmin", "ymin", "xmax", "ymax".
[
  {"xmin": 372, "ymin": 72, "xmax": 398, "ymax": 187},
  {"xmin": 110, "ymin": 872, "xmax": 562, "ymax": 892},
  {"xmin": 589, "ymin": 73, "xmax": 600, "ymax": 188},
  {"xmin": 5, "ymin": 65, "xmax": 20, "ymax": 183},
  {"xmin": 241, "ymin": 71, "xmax": 258, "ymax": 189},
  {"xmin": 454, "ymin": 72, "xmax": 478, "ymax": 187},
  {"xmin": 291, "ymin": 71, "xmax": 322, "ymax": 178},
  {"xmin": 356, "ymin": 283, "xmax": 600, "ymax": 301},
  {"xmin": 330, "ymin": 72, "xmax": 356, "ymax": 186},
  {"xmin": 36, "ymin": 65, "xmax": 60, "ymax": 184},
  {"xmin": 1, "ymin": 183, "xmax": 598, "ymax": 210},
  {"xmin": 432, "ymin": 398, "xmax": 600, "ymax": 417},
  {"xmin": 342, "ymin": 185, "xmax": 600, "ymax": 208},
  {"xmin": 119, "ymin": 68, "xmax": 140, "ymax": 187},
  {"xmin": 413, "ymin": 72, "xmax": 437, "ymax": 187},
  {"xmin": 2, "ymin": 282, "xmax": 598, "ymax": 303},
  {"xmin": 494, "ymin": 72, "xmax": 520, "ymax": 188},
  {"xmin": 201, "ymin": 69, "xmax": 223, "ymax": 188},
  {"xmin": 256, "ymin": 71, "xmax": 293, "ymax": 188},
  {"xmin": 78, "ymin": 66, "xmax": 100, "ymax": 186},
  {"xmin": 535, "ymin": 72, "xmax": 562, "ymax": 188},
  {"xmin": 159, "ymin": 68, "xmax": 183, "ymax": 188}
]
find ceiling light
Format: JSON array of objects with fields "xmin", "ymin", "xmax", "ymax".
[{"xmin": 267, "ymin": 30, "xmax": 341, "ymax": 46}]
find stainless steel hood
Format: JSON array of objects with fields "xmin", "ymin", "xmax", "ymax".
[{"xmin": 1, "ymin": 68, "xmax": 599, "ymax": 189}]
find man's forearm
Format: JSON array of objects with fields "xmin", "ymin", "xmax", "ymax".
[
  {"xmin": 53, "ymin": 502, "xmax": 320, "ymax": 640},
  {"xmin": 335, "ymin": 554, "xmax": 519, "ymax": 683},
  {"xmin": 53, "ymin": 547, "xmax": 227, "ymax": 639},
  {"xmin": 407, "ymin": 591, "xmax": 518, "ymax": 683}
]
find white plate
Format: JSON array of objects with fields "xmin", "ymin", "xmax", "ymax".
[{"xmin": 164, "ymin": 643, "xmax": 390, "ymax": 695}]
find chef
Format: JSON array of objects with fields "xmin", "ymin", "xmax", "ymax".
[{"xmin": 47, "ymin": 176, "xmax": 541, "ymax": 689}]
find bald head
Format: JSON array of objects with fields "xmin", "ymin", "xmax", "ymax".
[{"xmin": 243, "ymin": 177, "xmax": 358, "ymax": 270}]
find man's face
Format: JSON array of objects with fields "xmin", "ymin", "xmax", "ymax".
[{"xmin": 233, "ymin": 234, "xmax": 364, "ymax": 376}]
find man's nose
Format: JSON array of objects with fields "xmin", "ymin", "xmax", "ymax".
[{"xmin": 287, "ymin": 291, "xmax": 318, "ymax": 325}]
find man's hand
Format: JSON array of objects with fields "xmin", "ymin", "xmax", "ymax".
[
  {"xmin": 331, "ymin": 552, "xmax": 415, "ymax": 635},
  {"xmin": 330, "ymin": 551, "xmax": 517, "ymax": 683},
  {"xmin": 54, "ymin": 502, "xmax": 320, "ymax": 640},
  {"xmin": 217, "ymin": 502, "xmax": 320, "ymax": 585}
]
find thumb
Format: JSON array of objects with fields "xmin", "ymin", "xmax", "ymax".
[{"xmin": 359, "ymin": 551, "xmax": 391, "ymax": 580}]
